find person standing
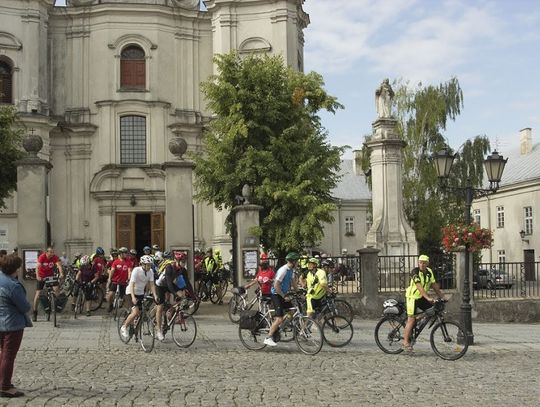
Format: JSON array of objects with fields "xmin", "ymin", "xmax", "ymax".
[
  {"xmin": 0, "ymin": 254, "xmax": 32, "ymax": 398},
  {"xmin": 32, "ymin": 247, "xmax": 64, "ymax": 322}
]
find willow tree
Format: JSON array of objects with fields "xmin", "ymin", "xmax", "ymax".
[
  {"xmin": 0, "ymin": 106, "xmax": 24, "ymax": 208},
  {"xmin": 194, "ymin": 53, "xmax": 344, "ymax": 255}
]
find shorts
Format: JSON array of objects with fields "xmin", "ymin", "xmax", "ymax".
[
  {"xmin": 306, "ymin": 296, "xmax": 325, "ymax": 313},
  {"xmin": 129, "ymin": 294, "xmax": 145, "ymax": 311},
  {"xmin": 155, "ymin": 285, "xmax": 172, "ymax": 305},
  {"xmin": 406, "ymin": 296, "xmax": 432, "ymax": 317},
  {"xmin": 271, "ymin": 294, "xmax": 293, "ymax": 317},
  {"xmin": 108, "ymin": 282, "xmax": 127, "ymax": 295}
]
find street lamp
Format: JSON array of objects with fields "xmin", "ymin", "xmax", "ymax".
[{"xmin": 432, "ymin": 149, "xmax": 507, "ymax": 345}]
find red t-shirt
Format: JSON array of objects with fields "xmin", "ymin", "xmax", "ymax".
[
  {"xmin": 37, "ymin": 253, "xmax": 60, "ymax": 278},
  {"xmin": 125, "ymin": 256, "xmax": 138, "ymax": 270},
  {"xmin": 256, "ymin": 268, "xmax": 275, "ymax": 296},
  {"xmin": 92, "ymin": 256, "xmax": 106, "ymax": 276},
  {"xmin": 110, "ymin": 258, "xmax": 130, "ymax": 285}
]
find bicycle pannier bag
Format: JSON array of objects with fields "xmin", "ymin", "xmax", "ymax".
[{"xmin": 239, "ymin": 310, "xmax": 261, "ymax": 330}]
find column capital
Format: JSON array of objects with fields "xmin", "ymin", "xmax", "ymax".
[{"xmin": 15, "ymin": 157, "xmax": 53, "ymax": 170}]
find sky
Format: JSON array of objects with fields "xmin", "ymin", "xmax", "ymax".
[
  {"xmin": 54, "ymin": 1, "xmax": 540, "ymax": 158},
  {"xmin": 302, "ymin": 0, "xmax": 540, "ymax": 157}
]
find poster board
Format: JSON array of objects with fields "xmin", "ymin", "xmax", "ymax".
[
  {"xmin": 242, "ymin": 249, "xmax": 259, "ymax": 278},
  {"xmin": 23, "ymin": 249, "xmax": 40, "ymax": 280}
]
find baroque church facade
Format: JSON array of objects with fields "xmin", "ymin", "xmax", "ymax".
[{"xmin": 0, "ymin": 0, "xmax": 312, "ymax": 259}]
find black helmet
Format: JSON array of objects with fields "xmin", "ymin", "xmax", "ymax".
[
  {"xmin": 163, "ymin": 250, "xmax": 172, "ymax": 259},
  {"xmin": 321, "ymin": 259, "xmax": 335, "ymax": 268},
  {"xmin": 96, "ymin": 247, "xmax": 105, "ymax": 256}
]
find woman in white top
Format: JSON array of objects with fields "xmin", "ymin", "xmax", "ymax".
[{"xmin": 120, "ymin": 255, "xmax": 158, "ymax": 339}]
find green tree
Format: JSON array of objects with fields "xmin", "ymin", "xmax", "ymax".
[
  {"xmin": 194, "ymin": 53, "xmax": 344, "ymax": 255},
  {"xmin": 0, "ymin": 106, "xmax": 24, "ymax": 208}
]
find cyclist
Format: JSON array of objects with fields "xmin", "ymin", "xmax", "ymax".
[
  {"xmin": 119, "ymin": 255, "xmax": 158, "ymax": 340},
  {"xmin": 403, "ymin": 254, "xmax": 445, "ymax": 352},
  {"xmin": 71, "ymin": 252, "xmax": 82, "ymax": 269},
  {"xmin": 154, "ymin": 251, "xmax": 188, "ymax": 341},
  {"xmin": 72, "ymin": 255, "xmax": 100, "ymax": 316},
  {"xmin": 244, "ymin": 257, "xmax": 275, "ymax": 297},
  {"xmin": 264, "ymin": 252, "xmax": 299, "ymax": 347},
  {"xmin": 152, "ymin": 244, "xmax": 160, "ymax": 255},
  {"xmin": 202, "ymin": 248, "xmax": 218, "ymax": 301},
  {"xmin": 321, "ymin": 259, "xmax": 337, "ymax": 285},
  {"xmin": 106, "ymin": 247, "xmax": 131, "ymax": 313},
  {"xmin": 127, "ymin": 249, "xmax": 139, "ymax": 270},
  {"xmin": 32, "ymin": 247, "xmax": 64, "ymax": 322},
  {"xmin": 91, "ymin": 247, "xmax": 107, "ymax": 292},
  {"xmin": 301, "ymin": 257, "xmax": 328, "ymax": 318}
]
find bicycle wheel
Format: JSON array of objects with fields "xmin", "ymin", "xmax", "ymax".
[
  {"xmin": 73, "ymin": 290, "xmax": 83, "ymax": 319},
  {"xmin": 209, "ymin": 281, "xmax": 221, "ymax": 304},
  {"xmin": 430, "ymin": 321, "xmax": 468, "ymax": 360},
  {"xmin": 138, "ymin": 314, "xmax": 155, "ymax": 353},
  {"xmin": 61, "ymin": 276, "xmax": 75, "ymax": 296},
  {"xmin": 279, "ymin": 318, "xmax": 295, "ymax": 343},
  {"xmin": 112, "ymin": 295, "xmax": 120, "ymax": 321},
  {"xmin": 239, "ymin": 317, "xmax": 270, "ymax": 351},
  {"xmin": 184, "ymin": 295, "xmax": 200, "ymax": 316},
  {"xmin": 117, "ymin": 309, "xmax": 131, "ymax": 344},
  {"xmin": 218, "ymin": 280, "xmax": 228, "ymax": 303},
  {"xmin": 374, "ymin": 316, "xmax": 405, "ymax": 354},
  {"xmin": 294, "ymin": 316, "xmax": 323, "ymax": 355},
  {"xmin": 322, "ymin": 315, "xmax": 353, "ymax": 348},
  {"xmin": 228, "ymin": 295, "xmax": 244, "ymax": 323},
  {"xmin": 334, "ymin": 299, "xmax": 354, "ymax": 322},
  {"xmin": 88, "ymin": 286, "xmax": 104, "ymax": 311},
  {"xmin": 50, "ymin": 295, "xmax": 57, "ymax": 328},
  {"xmin": 171, "ymin": 312, "xmax": 197, "ymax": 348}
]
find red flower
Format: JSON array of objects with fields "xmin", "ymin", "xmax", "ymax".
[{"xmin": 441, "ymin": 223, "xmax": 493, "ymax": 253}]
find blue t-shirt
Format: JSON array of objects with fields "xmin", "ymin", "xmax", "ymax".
[{"xmin": 271, "ymin": 264, "xmax": 294, "ymax": 295}]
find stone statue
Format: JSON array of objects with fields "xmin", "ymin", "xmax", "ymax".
[{"xmin": 375, "ymin": 79, "xmax": 394, "ymax": 118}]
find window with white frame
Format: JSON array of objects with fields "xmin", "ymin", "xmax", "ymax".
[
  {"xmin": 473, "ymin": 209, "xmax": 481, "ymax": 226},
  {"xmin": 345, "ymin": 216, "xmax": 354, "ymax": 235},
  {"xmin": 120, "ymin": 115, "xmax": 146, "ymax": 164},
  {"xmin": 497, "ymin": 249, "xmax": 506, "ymax": 264},
  {"xmin": 524, "ymin": 206, "xmax": 533, "ymax": 235},
  {"xmin": 496, "ymin": 206, "xmax": 505, "ymax": 228}
]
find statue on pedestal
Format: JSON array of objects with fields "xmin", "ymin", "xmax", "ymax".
[{"xmin": 375, "ymin": 79, "xmax": 394, "ymax": 119}]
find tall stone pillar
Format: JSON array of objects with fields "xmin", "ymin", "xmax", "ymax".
[
  {"xmin": 16, "ymin": 133, "xmax": 52, "ymax": 299},
  {"xmin": 162, "ymin": 138, "xmax": 194, "ymax": 282},
  {"xmin": 358, "ymin": 247, "xmax": 380, "ymax": 318},
  {"xmin": 365, "ymin": 79, "xmax": 417, "ymax": 256},
  {"xmin": 233, "ymin": 185, "xmax": 262, "ymax": 287}
]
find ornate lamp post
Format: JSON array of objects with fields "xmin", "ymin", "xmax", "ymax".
[{"xmin": 432, "ymin": 149, "xmax": 507, "ymax": 345}]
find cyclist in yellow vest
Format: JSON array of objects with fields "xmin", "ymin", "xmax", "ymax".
[
  {"xmin": 403, "ymin": 254, "xmax": 445, "ymax": 351},
  {"xmin": 302, "ymin": 257, "xmax": 328, "ymax": 318}
]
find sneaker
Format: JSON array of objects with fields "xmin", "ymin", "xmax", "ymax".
[
  {"xmin": 156, "ymin": 331, "xmax": 164, "ymax": 341},
  {"xmin": 120, "ymin": 325, "xmax": 129, "ymax": 339},
  {"xmin": 263, "ymin": 337, "xmax": 277, "ymax": 347},
  {"xmin": 32, "ymin": 310, "xmax": 37, "ymax": 322}
]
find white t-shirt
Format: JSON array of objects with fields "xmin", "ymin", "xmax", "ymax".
[{"xmin": 126, "ymin": 266, "xmax": 154, "ymax": 296}]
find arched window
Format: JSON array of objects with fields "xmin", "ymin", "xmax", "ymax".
[
  {"xmin": 120, "ymin": 115, "xmax": 146, "ymax": 164},
  {"xmin": 0, "ymin": 61, "xmax": 13, "ymax": 104},
  {"xmin": 120, "ymin": 45, "xmax": 145, "ymax": 90}
]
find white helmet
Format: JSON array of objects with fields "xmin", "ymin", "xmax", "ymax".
[
  {"xmin": 154, "ymin": 251, "xmax": 163, "ymax": 262},
  {"xmin": 140, "ymin": 255, "xmax": 153, "ymax": 265}
]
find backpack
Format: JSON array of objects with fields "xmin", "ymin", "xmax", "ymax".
[{"xmin": 239, "ymin": 310, "xmax": 263, "ymax": 331}]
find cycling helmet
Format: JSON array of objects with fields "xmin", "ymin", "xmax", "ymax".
[
  {"xmin": 129, "ymin": 249, "xmax": 137, "ymax": 255},
  {"xmin": 143, "ymin": 246, "xmax": 151, "ymax": 253},
  {"xmin": 174, "ymin": 251, "xmax": 187, "ymax": 261},
  {"xmin": 152, "ymin": 244, "xmax": 160, "ymax": 251},
  {"xmin": 308, "ymin": 257, "xmax": 319, "ymax": 265},
  {"xmin": 96, "ymin": 247, "xmax": 105, "ymax": 256},
  {"xmin": 140, "ymin": 255, "xmax": 154, "ymax": 265},
  {"xmin": 163, "ymin": 250, "xmax": 172, "ymax": 259},
  {"xmin": 118, "ymin": 247, "xmax": 128, "ymax": 254},
  {"xmin": 80, "ymin": 255, "xmax": 90, "ymax": 266},
  {"xmin": 110, "ymin": 248, "xmax": 118, "ymax": 255},
  {"xmin": 321, "ymin": 259, "xmax": 335, "ymax": 268},
  {"xmin": 285, "ymin": 252, "xmax": 300, "ymax": 261},
  {"xmin": 154, "ymin": 251, "xmax": 163, "ymax": 262}
]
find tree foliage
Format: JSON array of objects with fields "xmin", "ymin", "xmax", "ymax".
[
  {"xmin": 0, "ymin": 106, "xmax": 24, "ymax": 208},
  {"xmin": 194, "ymin": 53, "xmax": 344, "ymax": 255}
]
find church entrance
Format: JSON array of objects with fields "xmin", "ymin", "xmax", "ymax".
[{"xmin": 116, "ymin": 212, "xmax": 165, "ymax": 255}]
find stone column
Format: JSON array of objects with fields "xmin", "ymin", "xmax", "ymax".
[
  {"xmin": 358, "ymin": 247, "xmax": 380, "ymax": 317},
  {"xmin": 162, "ymin": 138, "xmax": 195, "ymax": 283},
  {"xmin": 16, "ymin": 134, "xmax": 52, "ymax": 300},
  {"xmin": 365, "ymin": 80, "xmax": 417, "ymax": 256},
  {"xmin": 233, "ymin": 185, "xmax": 262, "ymax": 287}
]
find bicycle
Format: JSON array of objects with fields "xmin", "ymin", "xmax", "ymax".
[
  {"xmin": 153, "ymin": 299, "xmax": 197, "ymax": 348},
  {"xmin": 374, "ymin": 299, "xmax": 468, "ymax": 360},
  {"xmin": 197, "ymin": 272, "xmax": 227, "ymax": 304},
  {"xmin": 111, "ymin": 284, "xmax": 126, "ymax": 321},
  {"xmin": 41, "ymin": 276, "xmax": 59, "ymax": 328},
  {"xmin": 238, "ymin": 291, "xmax": 323, "ymax": 355},
  {"xmin": 228, "ymin": 287, "xmax": 271, "ymax": 324},
  {"xmin": 73, "ymin": 281, "xmax": 104, "ymax": 318},
  {"xmin": 117, "ymin": 294, "xmax": 156, "ymax": 352},
  {"xmin": 326, "ymin": 284, "xmax": 354, "ymax": 323},
  {"xmin": 60, "ymin": 266, "xmax": 77, "ymax": 297}
]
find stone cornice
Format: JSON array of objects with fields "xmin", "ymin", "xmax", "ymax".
[
  {"xmin": 162, "ymin": 161, "xmax": 195, "ymax": 170},
  {"xmin": 15, "ymin": 157, "xmax": 53, "ymax": 169},
  {"xmin": 0, "ymin": 32, "xmax": 23, "ymax": 51},
  {"xmin": 95, "ymin": 99, "xmax": 171, "ymax": 109}
]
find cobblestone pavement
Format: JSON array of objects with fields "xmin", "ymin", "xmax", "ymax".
[{"xmin": 3, "ymin": 302, "xmax": 540, "ymax": 406}]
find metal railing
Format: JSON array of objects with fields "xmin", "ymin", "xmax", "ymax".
[
  {"xmin": 473, "ymin": 261, "xmax": 540, "ymax": 299},
  {"xmin": 377, "ymin": 254, "xmax": 456, "ymax": 293}
]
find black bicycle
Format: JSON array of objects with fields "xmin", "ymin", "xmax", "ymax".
[
  {"xmin": 117, "ymin": 294, "xmax": 155, "ymax": 353},
  {"xmin": 153, "ymin": 299, "xmax": 197, "ymax": 348},
  {"xmin": 42, "ymin": 276, "xmax": 59, "ymax": 327},
  {"xmin": 374, "ymin": 299, "xmax": 468, "ymax": 360}
]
